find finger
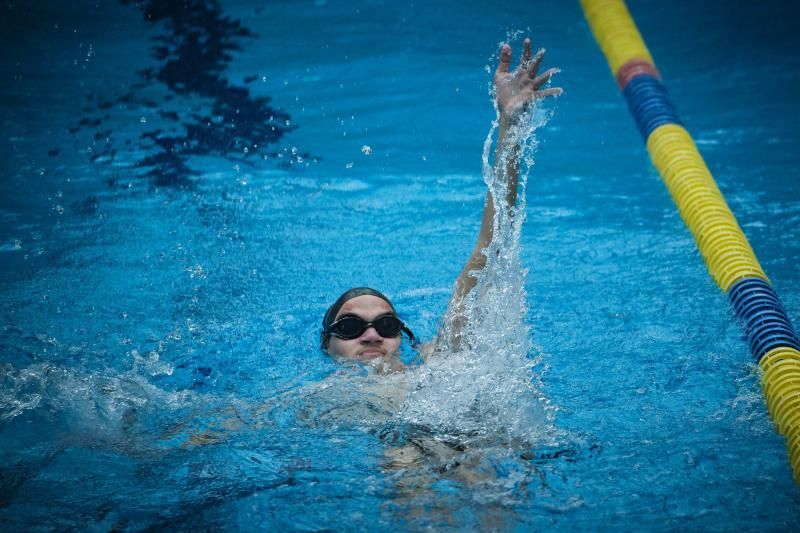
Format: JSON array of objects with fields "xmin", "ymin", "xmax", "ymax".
[
  {"xmin": 497, "ymin": 43, "xmax": 512, "ymax": 74},
  {"xmin": 528, "ymin": 48, "xmax": 545, "ymax": 77},
  {"xmin": 532, "ymin": 67, "xmax": 560, "ymax": 89},
  {"xmin": 535, "ymin": 87, "xmax": 564, "ymax": 98},
  {"xmin": 522, "ymin": 38, "xmax": 532, "ymax": 66}
]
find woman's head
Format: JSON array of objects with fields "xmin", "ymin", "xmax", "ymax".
[{"xmin": 320, "ymin": 287, "xmax": 414, "ymax": 361}]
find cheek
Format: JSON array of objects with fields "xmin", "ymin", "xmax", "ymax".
[
  {"xmin": 328, "ymin": 337, "xmax": 356, "ymax": 357},
  {"xmin": 388, "ymin": 336, "xmax": 402, "ymax": 351},
  {"xmin": 327, "ymin": 337, "xmax": 343, "ymax": 355}
]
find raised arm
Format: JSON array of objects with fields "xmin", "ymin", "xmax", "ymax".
[{"xmin": 439, "ymin": 38, "xmax": 562, "ymax": 352}]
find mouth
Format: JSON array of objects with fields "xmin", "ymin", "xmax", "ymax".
[{"xmin": 358, "ymin": 349, "xmax": 386, "ymax": 359}]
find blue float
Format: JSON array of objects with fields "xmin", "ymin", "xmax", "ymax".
[{"xmin": 622, "ymin": 74, "xmax": 681, "ymax": 139}]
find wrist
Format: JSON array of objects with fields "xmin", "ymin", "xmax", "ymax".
[
  {"xmin": 498, "ymin": 112, "xmax": 522, "ymax": 130},
  {"xmin": 497, "ymin": 115, "xmax": 522, "ymax": 147}
]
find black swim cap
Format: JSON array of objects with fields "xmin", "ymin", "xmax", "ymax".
[{"xmin": 320, "ymin": 287, "xmax": 413, "ymax": 351}]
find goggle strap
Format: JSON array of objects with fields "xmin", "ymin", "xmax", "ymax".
[{"xmin": 402, "ymin": 325, "xmax": 417, "ymax": 346}]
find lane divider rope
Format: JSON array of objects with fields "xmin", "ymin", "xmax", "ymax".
[{"xmin": 580, "ymin": 0, "xmax": 800, "ymax": 485}]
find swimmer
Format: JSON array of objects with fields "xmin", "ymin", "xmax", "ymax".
[
  {"xmin": 182, "ymin": 38, "xmax": 562, "ymax": 461},
  {"xmin": 320, "ymin": 37, "xmax": 562, "ymax": 369}
]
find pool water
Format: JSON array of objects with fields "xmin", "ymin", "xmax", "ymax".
[{"xmin": 2, "ymin": 0, "xmax": 800, "ymax": 530}]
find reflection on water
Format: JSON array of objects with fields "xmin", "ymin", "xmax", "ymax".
[{"xmin": 65, "ymin": 0, "xmax": 307, "ymax": 188}]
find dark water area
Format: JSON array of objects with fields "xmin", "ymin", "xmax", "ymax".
[
  {"xmin": 2, "ymin": 0, "xmax": 302, "ymax": 193},
  {"xmin": 74, "ymin": 0, "xmax": 304, "ymax": 188}
]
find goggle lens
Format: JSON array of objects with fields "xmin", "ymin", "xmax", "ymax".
[{"xmin": 330, "ymin": 315, "xmax": 404, "ymax": 340}]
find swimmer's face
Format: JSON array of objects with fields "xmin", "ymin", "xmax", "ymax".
[{"xmin": 327, "ymin": 295, "xmax": 403, "ymax": 362}]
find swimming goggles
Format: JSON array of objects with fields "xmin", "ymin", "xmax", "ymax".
[{"xmin": 328, "ymin": 314, "xmax": 414, "ymax": 342}]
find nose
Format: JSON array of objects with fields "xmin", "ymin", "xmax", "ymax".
[{"xmin": 359, "ymin": 326, "xmax": 383, "ymax": 343}]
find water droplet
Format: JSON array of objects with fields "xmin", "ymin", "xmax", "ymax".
[{"xmin": 187, "ymin": 264, "xmax": 206, "ymax": 278}]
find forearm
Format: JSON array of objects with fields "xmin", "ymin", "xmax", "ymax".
[
  {"xmin": 441, "ymin": 118, "xmax": 522, "ymax": 351},
  {"xmin": 497, "ymin": 116, "xmax": 521, "ymax": 210},
  {"xmin": 454, "ymin": 116, "xmax": 521, "ymax": 297}
]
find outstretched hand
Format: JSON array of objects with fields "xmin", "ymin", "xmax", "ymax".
[{"xmin": 494, "ymin": 37, "xmax": 562, "ymax": 122}]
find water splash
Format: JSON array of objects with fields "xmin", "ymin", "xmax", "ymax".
[
  {"xmin": 400, "ymin": 92, "xmax": 557, "ymax": 446},
  {"xmin": 0, "ymin": 360, "xmax": 194, "ymax": 436}
]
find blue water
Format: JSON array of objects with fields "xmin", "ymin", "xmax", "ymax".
[{"xmin": 2, "ymin": 0, "xmax": 800, "ymax": 530}]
